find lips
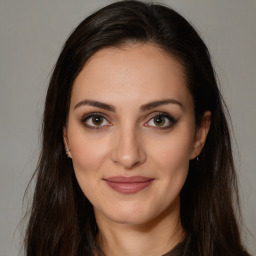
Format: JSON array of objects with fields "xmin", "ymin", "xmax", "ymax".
[{"xmin": 103, "ymin": 176, "xmax": 154, "ymax": 194}]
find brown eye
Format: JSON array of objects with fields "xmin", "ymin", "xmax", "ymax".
[
  {"xmin": 82, "ymin": 113, "xmax": 111, "ymax": 129},
  {"xmin": 153, "ymin": 115, "xmax": 166, "ymax": 126},
  {"xmin": 92, "ymin": 115, "xmax": 104, "ymax": 125},
  {"xmin": 145, "ymin": 113, "xmax": 176, "ymax": 129}
]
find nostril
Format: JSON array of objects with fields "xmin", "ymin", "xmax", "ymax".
[
  {"xmin": 114, "ymin": 155, "xmax": 141, "ymax": 169},
  {"xmin": 111, "ymin": 144, "xmax": 147, "ymax": 169},
  {"xmin": 110, "ymin": 129, "xmax": 147, "ymax": 168}
]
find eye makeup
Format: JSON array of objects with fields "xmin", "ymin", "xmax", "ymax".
[
  {"xmin": 80, "ymin": 112, "xmax": 112, "ymax": 130},
  {"xmin": 79, "ymin": 111, "xmax": 177, "ymax": 131},
  {"xmin": 144, "ymin": 112, "xmax": 177, "ymax": 130}
]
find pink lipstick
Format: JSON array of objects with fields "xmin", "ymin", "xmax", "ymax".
[{"xmin": 103, "ymin": 176, "xmax": 154, "ymax": 194}]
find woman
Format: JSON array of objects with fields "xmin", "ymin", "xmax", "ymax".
[{"xmin": 25, "ymin": 1, "xmax": 251, "ymax": 255}]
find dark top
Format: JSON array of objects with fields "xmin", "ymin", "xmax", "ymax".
[
  {"xmin": 162, "ymin": 235, "xmax": 191, "ymax": 256},
  {"xmin": 161, "ymin": 235, "xmax": 252, "ymax": 256}
]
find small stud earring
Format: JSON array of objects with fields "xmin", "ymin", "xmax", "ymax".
[
  {"xmin": 64, "ymin": 137, "xmax": 72, "ymax": 158},
  {"xmin": 66, "ymin": 148, "xmax": 72, "ymax": 158},
  {"xmin": 196, "ymin": 156, "xmax": 199, "ymax": 161}
]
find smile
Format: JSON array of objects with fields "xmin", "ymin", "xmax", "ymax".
[{"xmin": 103, "ymin": 176, "xmax": 154, "ymax": 194}]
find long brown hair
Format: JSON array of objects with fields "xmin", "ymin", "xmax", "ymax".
[{"xmin": 25, "ymin": 1, "xmax": 250, "ymax": 255}]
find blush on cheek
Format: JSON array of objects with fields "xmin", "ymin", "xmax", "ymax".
[{"xmin": 71, "ymin": 141, "xmax": 108, "ymax": 168}]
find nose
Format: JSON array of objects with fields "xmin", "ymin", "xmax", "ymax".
[{"xmin": 111, "ymin": 127, "xmax": 147, "ymax": 169}]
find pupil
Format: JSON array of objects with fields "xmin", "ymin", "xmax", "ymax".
[
  {"xmin": 93, "ymin": 116, "xmax": 103, "ymax": 125},
  {"xmin": 154, "ymin": 116, "xmax": 165, "ymax": 126}
]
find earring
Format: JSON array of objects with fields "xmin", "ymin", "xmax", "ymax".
[
  {"xmin": 64, "ymin": 138, "xmax": 72, "ymax": 158},
  {"xmin": 65, "ymin": 148, "xmax": 72, "ymax": 158},
  {"xmin": 196, "ymin": 156, "xmax": 199, "ymax": 161}
]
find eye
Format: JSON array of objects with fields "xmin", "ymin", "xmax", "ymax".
[
  {"xmin": 145, "ymin": 113, "xmax": 176, "ymax": 129},
  {"xmin": 81, "ymin": 113, "xmax": 111, "ymax": 129}
]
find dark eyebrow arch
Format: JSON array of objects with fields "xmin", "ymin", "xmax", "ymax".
[
  {"xmin": 74, "ymin": 99, "xmax": 116, "ymax": 111},
  {"xmin": 140, "ymin": 99, "xmax": 184, "ymax": 111},
  {"xmin": 74, "ymin": 98, "xmax": 183, "ymax": 112}
]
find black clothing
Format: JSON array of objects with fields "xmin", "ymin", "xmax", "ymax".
[{"xmin": 162, "ymin": 235, "xmax": 191, "ymax": 256}]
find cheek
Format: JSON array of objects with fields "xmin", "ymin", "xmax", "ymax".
[
  {"xmin": 148, "ymin": 129, "xmax": 194, "ymax": 170},
  {"xmin": 69, "ymin": 126, "xmax": 111, "ymax": 170},
  {"xmin": 72, "ymin": 141, "xmax": 107, "ymax": 172},
  {"xmin": 147, "ymin": 128, "xmax": 194, "ymax": 192},
  {"xmin": 68, "ymin": 128, "xmax": 111, "ymax": 196},
  {"xmin": 70, "ymin": 140, "xmax": 108, "ymax": 207}
]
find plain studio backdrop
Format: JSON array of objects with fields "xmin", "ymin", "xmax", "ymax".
[{"xmin": 0, "ymin": 0, "xmax": 255, "ymax": 255}]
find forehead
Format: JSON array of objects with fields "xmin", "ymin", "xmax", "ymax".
[{"xmin": 71, "ymin": 43, "xmax": 192, "ymax": 110}]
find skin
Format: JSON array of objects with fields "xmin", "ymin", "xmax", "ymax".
[{"xmin": 64, "ymin": 44, "xmax": 210, "ymax": 256}]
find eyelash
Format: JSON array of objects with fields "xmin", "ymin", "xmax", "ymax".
[
  {"xmin": 80, "ymin": 112, "xmax": 111, "ymax": 130},
  {"xmin": 145, "ymin": 112, "xmax": 177, "ymax": 129},
  {"xmin": 80, "ymin": 112, "xmax": 177, "ymax": 130}
]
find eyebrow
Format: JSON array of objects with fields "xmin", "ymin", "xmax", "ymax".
[
  {"xmin": 74, "ymin": 98, "xmax": 183, "ymax": 111},
  {"xmin": 140, "ymin": 99, "xmax": 184, "ymax": 111},
  {"xmin": 74, "ymin": 99, "xmax": 116, "ymax": 111}
]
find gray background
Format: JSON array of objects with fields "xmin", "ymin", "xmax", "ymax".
[{"xmin": 0, "ymin": 0, "xmax": 255, "ymax": 255}]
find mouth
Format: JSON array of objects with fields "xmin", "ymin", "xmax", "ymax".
[{"xmin": 103, "ymin": 176, "xmax": 154, "ymax": 194}]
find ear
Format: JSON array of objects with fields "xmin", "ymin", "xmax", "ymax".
[
  {"xmin": 63, "ymin": 127, "xmax": 72, "ymax": 158},
  {"xmin": 190, "ymin": 111, "xmax": 211, "ymax": 160}
]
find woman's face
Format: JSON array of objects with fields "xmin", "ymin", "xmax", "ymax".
[{"xmin": 64, "ymin": 44, "xmax": 209, "ymax": 226}]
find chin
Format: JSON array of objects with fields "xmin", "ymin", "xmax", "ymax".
[
  {"xmin": 109, "ymin": 212, "xmax": 152, "ymax": 226},
  {"xmin": 101, "ymin": 202, "xmax": 160, "ymax": 226}
]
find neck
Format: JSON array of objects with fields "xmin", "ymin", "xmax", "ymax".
[{"xmin": 95, "ymin": 199, "xmax": 185, "ymax": 256}]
